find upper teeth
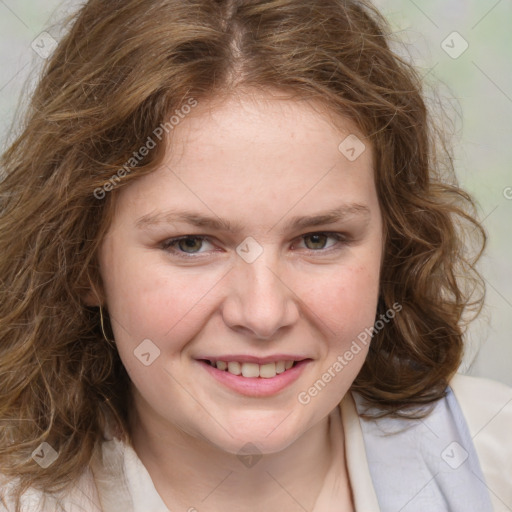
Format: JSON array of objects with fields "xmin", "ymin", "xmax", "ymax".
[{"xmin": 211, "ymin": 360, "xmax": 295, "ymax": 378}]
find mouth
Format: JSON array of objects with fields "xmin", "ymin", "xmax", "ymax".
[
  {"xmin": 200, "ymin": 359, "xmax": 302, "ymax": 379},
  {"xmin": 196, "ymin": 357, "xmax": 312, "ymax": 397}
]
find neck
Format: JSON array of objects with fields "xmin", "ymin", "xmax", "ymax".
[{"xmin": 129, "ymin": 400, "xmax": 346, "ymax": 512}]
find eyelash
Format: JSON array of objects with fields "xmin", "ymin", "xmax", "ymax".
[{"xmin": 160, "ymin": 232, "xmax": 349, "ymax": 259}]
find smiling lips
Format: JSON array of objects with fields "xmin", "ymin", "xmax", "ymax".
[
  {"xmin": 197, "ymin": 354, "xmax": 309, "ymax": 379},
  {"xmin": 198, "ymin": 357, "xmax": 311, "ymax": 397},
  {"xmin": 205, "ymin": 359, "xmax": 297, "ymax": 378}
]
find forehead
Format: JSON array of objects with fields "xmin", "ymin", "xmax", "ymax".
[
  {"xmin": 116, "ymin": 90, "xmax": 378, "ymax": 231},
  {"xmin": 169, "ymin": 90, "xmax": 368, "ymax": 168}
]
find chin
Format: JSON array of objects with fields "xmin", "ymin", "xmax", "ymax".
[{"xmin": 202, "ymin": 415, "xmax": 307, "ymax": 456}]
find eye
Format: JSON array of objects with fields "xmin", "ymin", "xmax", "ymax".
[
  {"xmin": 160, "ymin": 232, "xmax": 348, "ymax": 259},
  {"xmin": 162, "ymin": 235, "xmax": 214, "ymax": 255},
  {"xmin": 296, "ymin": 232, "xmax": 346, "ymax": 251}
]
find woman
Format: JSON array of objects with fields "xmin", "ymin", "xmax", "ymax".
[{"xmin": 1, "ymin": 0, "xmax": 511, "ymax": 510}]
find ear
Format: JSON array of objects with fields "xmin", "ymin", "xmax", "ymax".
[
  {"xmin": 81, "ymin": 271, "xmax": 104, "ymax": 307},
  {"xmin": 83, "ymin": 290, "xmax": 101, "ymax": 307}
]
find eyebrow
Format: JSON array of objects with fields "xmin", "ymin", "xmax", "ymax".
[{"xmin": 135, "ymin": 203, "xmax": 371, "ymax": 233}]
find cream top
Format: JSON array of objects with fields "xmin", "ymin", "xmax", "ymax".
[{"xmin": 2, "ymin": 374, "xmax": 512, "ymax": 511}]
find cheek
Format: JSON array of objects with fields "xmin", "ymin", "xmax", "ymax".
[
  {"xmin": 297, "ymin": 262, "xmax": 380, "ymax": 343},
  {"xmin": 102, "ymin": 251, "xmax": 226, "ymax": 344}
]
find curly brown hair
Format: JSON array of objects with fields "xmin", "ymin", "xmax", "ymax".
[{"xmin": 0, "ymin": 0, "xmax": 486, "ymax": 507}]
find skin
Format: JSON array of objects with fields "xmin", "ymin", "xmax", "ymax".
[{"xmin": 97, "ymin": 89, "xmax": 383, "ymax": 511}]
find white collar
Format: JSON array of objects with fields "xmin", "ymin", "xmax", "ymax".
[{"xmin": 91, "ymin": 393, "xmax": 377, "ymax": 512}]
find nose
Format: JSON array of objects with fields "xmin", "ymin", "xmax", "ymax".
[{"xmin": 221, "ymin": 253, "xmax": 300, "ymax": 340}]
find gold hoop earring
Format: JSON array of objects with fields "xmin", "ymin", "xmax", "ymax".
[{"xmin": 99, "ymin": 305, "xmax": 116, "ymax": 345}]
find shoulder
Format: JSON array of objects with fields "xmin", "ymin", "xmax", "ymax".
[
  {"xmin": 0, "ymin": 435, "xmax": 131, "ymax": 512},
  {"xmin": 0, "ymin": 476, "xmax": 46, "ymax": 512},
  {"xmin": 448, "ymin": 372, "xmax": 512, "ymax": 436},
  {"xmin": 449, "ymin": 373, "xmax": 512, "ymax": 511},
  {"xmin": 0, "ymin": 463, "xmax": 101, "ymax": 512}
]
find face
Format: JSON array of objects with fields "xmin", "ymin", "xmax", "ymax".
[{"xmin": 98, "ymin": 90, "xmax": 383, "ymax": 455}]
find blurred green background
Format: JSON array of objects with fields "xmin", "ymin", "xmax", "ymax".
[{"xmin": 1, "ymin": 1, "xmax": 511, "ymax": 385}]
